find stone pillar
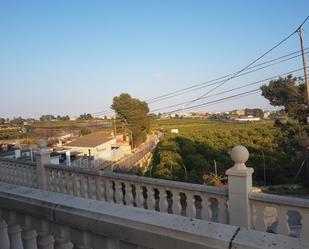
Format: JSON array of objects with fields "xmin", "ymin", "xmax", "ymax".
[
  {"xmin": 36, "ymin": 139, "xmax": 50, "ymax": 190},
  {"xmin": 0, "ymin": 219, "xmax": 10, "ymax": 249},
  {"xmin": 226, "ymin": 145, "xmax": 254, "ymax": 228}
]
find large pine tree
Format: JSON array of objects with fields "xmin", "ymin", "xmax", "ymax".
[{"xmin": 111, "ymin": 93, "xmax": 150, "ymax": 147}]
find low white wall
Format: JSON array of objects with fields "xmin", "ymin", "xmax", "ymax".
[{"xmin": 0, "ymin": 182, "xmax": 308, "ymax": 249}]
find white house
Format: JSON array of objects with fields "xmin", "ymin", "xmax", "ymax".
[{"xmin": 63, "ymin": 132, "xmax": 116, "ymax": 161}]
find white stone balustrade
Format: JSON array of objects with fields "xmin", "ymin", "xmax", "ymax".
[
  {"xmin": 0, "ymin": 182, "xmax": 308, "ymax": 249},
  {"xmin": 249, "ymin": 192, "xmax": 309, "ymax": 240},
  {"xmin": 0, "ymin": 158, "xmax": 37, "ymax": 188},
  {"xmin": 0, "ymin": 144, "xmax": 309, "ymax": 241},
  {"xmin": 44, "ymin": 164, "xmax": 228, "ymax": 224}
]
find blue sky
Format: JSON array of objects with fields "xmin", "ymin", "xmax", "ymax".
[{"xmin": 0, "ymin": 0, "xmax": 308, "ymax": 118}]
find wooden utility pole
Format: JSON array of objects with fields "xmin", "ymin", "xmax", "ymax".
[
  {"xmin": 298, "ymin": 27, "xmax": 309, "ymax": 105},
  {"xmin": 113, "ymin": 118, "xmax": 117, "ymax": 137}
]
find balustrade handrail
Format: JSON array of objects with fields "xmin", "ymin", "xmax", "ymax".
[
  {"xmin": 0, "ymin": 158, "xmax": 36, "ymax": 167},
  {"xmin": 249, "ymin": 192, "xmax": 309, "ymax": 208},
  {"xmin": 0, "ymin": 182, "xmax": 308, "ymax": 249},
  {"xmin": 44, "ymin": 163, "xmax": 228, "ymax": 196}
]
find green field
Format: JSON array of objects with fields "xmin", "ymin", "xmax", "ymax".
[{"xmin": 150, "ymin": 119, "xmax": 304, "ymax": 187}]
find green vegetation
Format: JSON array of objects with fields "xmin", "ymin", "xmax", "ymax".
[
  {"xmin": 0, "ymin": 128, "xmax": 20, "ymax": 140},
  {"xmin": 78, "ymin": 113, "xmax": 94, "ymax": 120},
  {"xmin": 261, "ymin": 75, "xmax": 309, "ymax": 123},
  {"xmin": 112, "ymin": 93, "xmax": 150, "ymax": 147},
  {"xmin": 148, "ymin": 119, "xmax": 308, "ymax": 187},
  {"xmin": 79, "ymin": 127, "xmax": 92, "ymax": 136}
]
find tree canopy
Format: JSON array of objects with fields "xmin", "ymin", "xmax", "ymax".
[
  {"xmin": 78, "ymin": 113, "xmax": 93, "ymax": 120},
  {"xmin": 260, "ymin": 75, "xmax": 308, "ymax": 123},
  {"xmin": 111, "ymin": 93, "xmax": 150, "ymax": 147}
]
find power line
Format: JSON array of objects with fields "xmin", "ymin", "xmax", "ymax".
[
  {"xmin": 181, "ymin": 16, "xmax": 309, "ymax": 110},
  {"xmin": 148, "ymin": 51, "xmax": 308, "ymax": 104},
  {"xmin": 146, "ymin": 48, "xmax": 308, "ymax": 103},
  {"xmin": 91, "ymin": 16, "xmax": 309, "ymax": 116},
  {"xmin": 162, "ymin": 89, "xmax": 261, "ymax": 114},
  {"xmin": 91, "ymin": 49, "xmax": 308, "ymax": 115},
  {"xmin": 152, "ymin": 67, "xmax": 308, "ymax": 112}
]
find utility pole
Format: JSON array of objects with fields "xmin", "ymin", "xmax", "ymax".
[
  {"xmin": 298, "ymin": 27, "xmax": 309, "ymax": 105},
  {"xmin": 113, "ymin": 118, "xmax": 117, "ymax": 137}
]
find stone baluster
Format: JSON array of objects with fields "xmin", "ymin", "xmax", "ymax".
[
  {"xmin": 185, "ymin": 192, "xmax": 196, "ymax": 218},
  {"xmin": 80, "ymin": 176, "xmax": 89, "ymax": 198},
  {"xmin": 8, "ymin": 212, "xmax": 24, "ymax": 249},
  {"xmin": 9, "ymin": 166, "xmax": 14, "ymax": 183},
  {"xmin": 226, "ymin": 145, "xmax": 254, "ymax": 228},
  {"xmin": 27, "ymin": 171, "xmax": 33, "ymax": 188},
  {"xmin": 8, "ymin": 224, "xmax": 24, "ymax": 249},
  {"xmin": 22, "ymin": 229, "xmax": 38, "ymax": 249},
  {"xmin": 28, "ymin": 170, "xmax": 33, "ymax": 187},
  {"xmin": 12, "ymin": 167, "xmax": 17, "ymax": 184},
  {"xmin": 105, "ymin": 181, "xmax": 114, "ymax": 203},
  {"xmin": 16, "ymin": 169, "xmax": 21, "ymax": 185},
  {"xmin": 7, "ymin": 166, "xmax": 11, "ymax": 182},
  {"xmin": 37, "ymin": 220, "xmax": 55, "ymax": 249},
  {"xmin": 0, "ymin": 219, "xmax": 10, "ymax": 249},
  {"xmin": 22, "ymin": 215, "xmax": 38, "ymax": 249},
  {"xmin": 135, "ymin": 184, "xmax": 144, "ymax": 208},
  {"xmin": 55, "ymin": 226, "xmax": 73, "ymax": 249},
  {"xmin": 11, "ymin": 166, "xmax": 15, "ymax": 183},
  {"xmin": 96, "ymin": 178, "xmax": 105, "ymax": 201},
  {"xmin": 2, "ymin": 166, "xmax": 6, "ymax": 181},
  {"xmin": 251, "ymin": 202, "xmax": 266, "ymax": 231},
  {"xmin": 55, "ymin": 240, "xmax": 73, "ymax": 249},
  {"xmin": 54, "ymin": 171, "xmax": 61, "ymax": 192},
  {"xmin": 8, "ymin": 166, "xmax": 11, "ymax": 181},
  {"xmin": 106, "ymin": 239, "xmax": 119, "ymax": 249},
  {"xmin": 23, "ymin": 168, "xmax": 27, "ymax": 185},
  {"xmin": 73, "ymin": 174, "xmax": 81, "ymax": 197},
  {"xmin": 276, "ymin": 206, "xmax": 289, "ymax": 236},
  {"xmin": 24, "ymin": 168, "xmax": 30, "ymax": 186},
  {"xmin": 24, "ymin": 169, "xmax": 28, "ymax": 186},
  {"xmin": 8, "ymin": 166, "xmax": 12, "ymax": 183},
  {"xmin": 16, "ymin": 167, "xmax": 21, "ymax": 184},
  {"xmin": 114, "ymin": 181, "xmax": 123, "ymax": 204},
  {"xmin": 63, "ymin": 172, "xmax": 70, "ymax": 194},
  {"xmin": 158, "ymin": 188, "xmax": 168, "ymax": 213},
  {"xmin": 24, "ymin": 170, "xmax": 28, "ymax": 187},
  {"xmin": 146, "ymin": 187, "xmax": 156, "ymax": 210},
  {"xmin": 217, "ymin": 198, "xmax": 228, "ymax": 224},
  {"xmin": 66, "ymin": 173, "xmax": 74, "ymax": 195},
  {"xmin": 76, "ymin": 231, "xmax": 92, "ymax": 249},
  {"xmin": 20, "ymin": 168, "xmax": 25, "ymax": 185},
  {"xmin": 59, "ymin": 172, "xmax": 66, "ymax": 194},
  {"xmin": 38, "ymin": 235, "xmax": 55, "ymax": 249},
  {"xmin": 201, "ymin": 196, "xmax": 211, "ymax": 221},
  {"xmin": 301, "ymin": 210, "xmax": 309, "ymax": 240},
  {"xmin": 21, "ymin": 170, "xmax": 26, "ymax": 186},
  {"xmin": 24, "ymin": 169, "xmax": 28, "ymax": 187},
  {"xmin": 8, "ymin": 166, "xmax": 11, "ymax": 182},
  {"xmin": 45, "ymin": 169, "xmax": 52, "ymax": 191},
  {"xmin": 88, "ymin": 177, "xmax": 97, "ymax": 200},
  {"xmin": 171, "ymin": 190, "xmax": 181, "ymax": 215},
  {"xmin": 13, "ymin": 167, "xmax": 18, "ymax": 184},
  {"xmin": 124, "ymin": 182, "xmax": 134, "ymax": 206},
  {"xmin": 53, "ymin": 170, "xmax": 59, "ymax": 192}
]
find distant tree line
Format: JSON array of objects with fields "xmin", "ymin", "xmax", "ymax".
[
  {"xmin": 39, "ymin": 115, "xmax": 70, "ymax": 122},
  {"xmin": 78, "ymin": 113, "xmax": 93, "ymax": 120}
]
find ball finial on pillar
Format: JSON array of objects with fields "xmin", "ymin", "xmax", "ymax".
[{"xmin": 230, "ymin": 145, "xmax": 249, "ymax": 170}]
